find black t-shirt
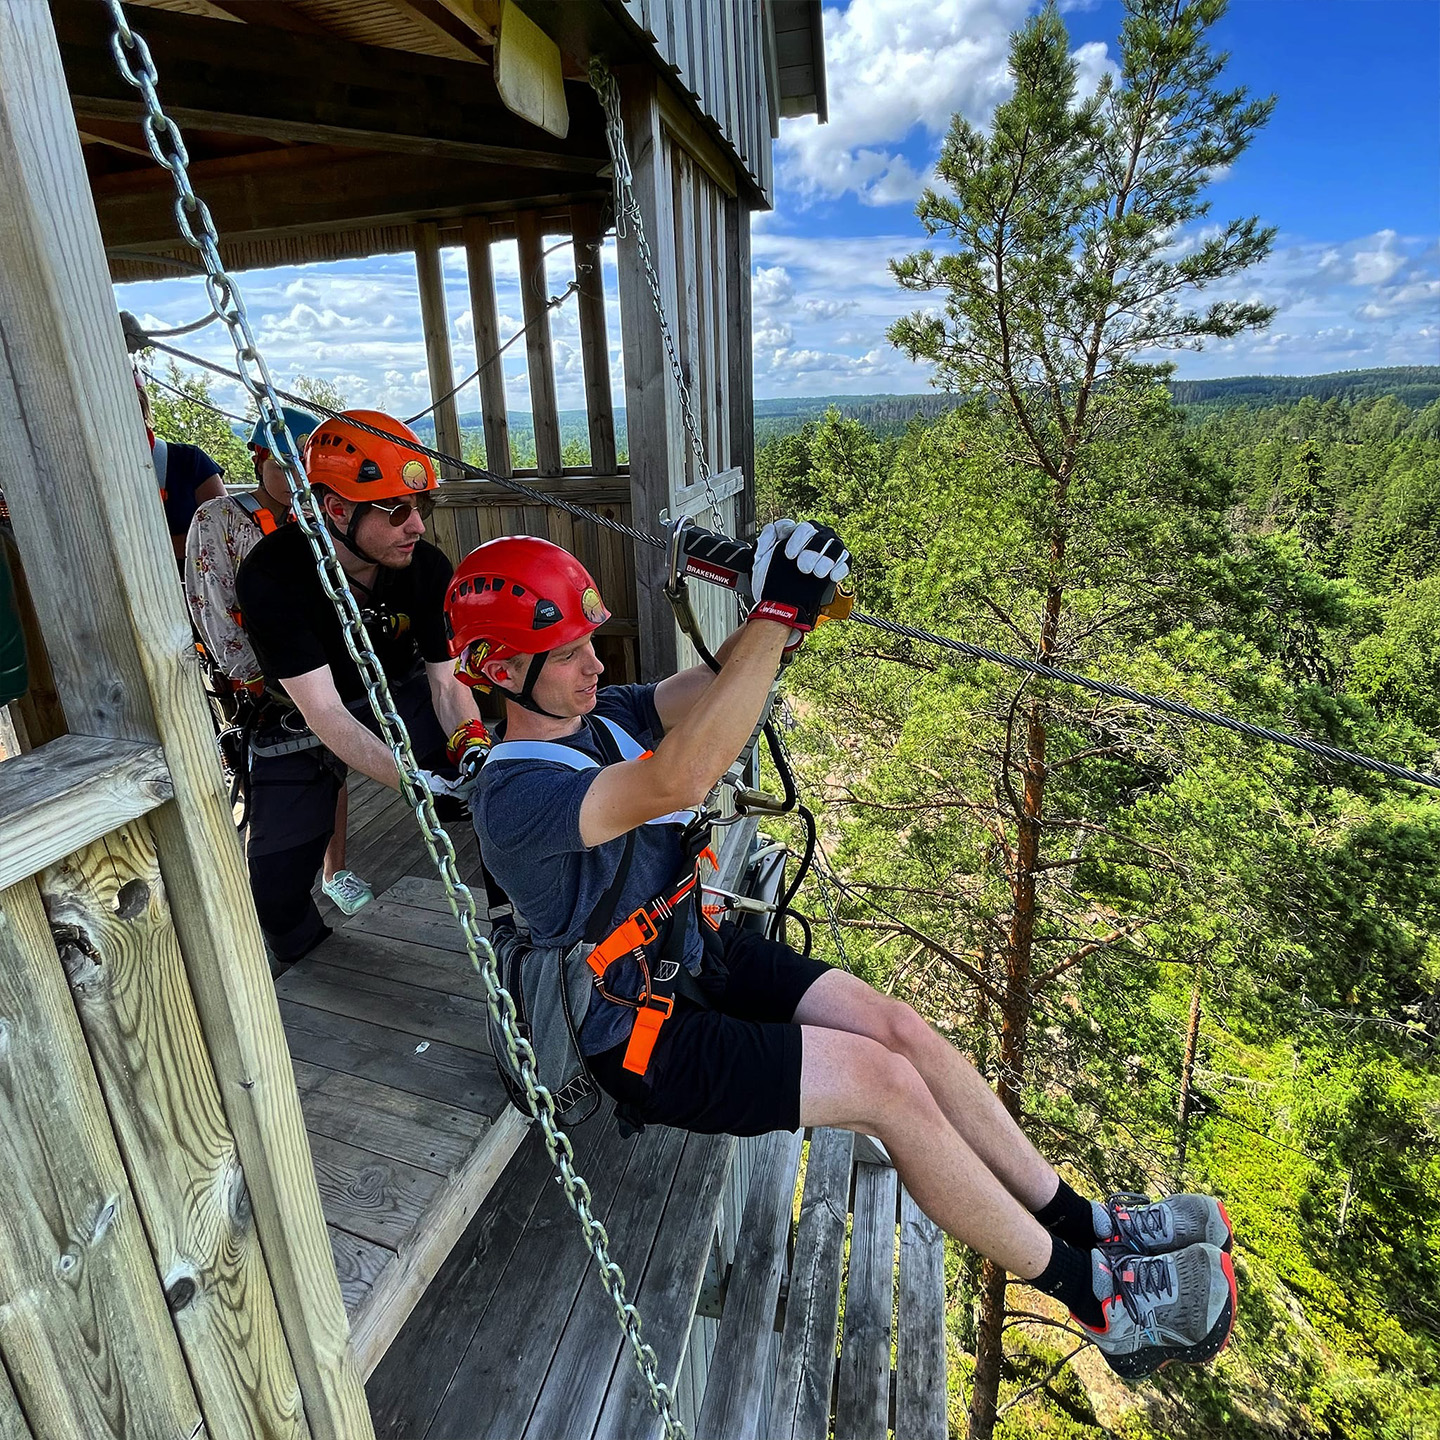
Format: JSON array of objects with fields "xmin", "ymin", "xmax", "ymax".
[
  {"xmin": 236, "ymin": 526, "xmax": 454, "ymax": 704},
  {"xmin": 156, "ymin": 440, "xmax": 222, "ymax": 539}
]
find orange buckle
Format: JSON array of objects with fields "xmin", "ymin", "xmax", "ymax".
[
  {"xmin": 622, "ymin": 992, "xmax": 673, "ymax": 1076},
  {"xmin": 585, "ymin": 906, "xmax": 660, "ymax": 975}
]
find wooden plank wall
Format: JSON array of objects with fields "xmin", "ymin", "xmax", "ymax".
[{"xmin": 621, "ymin": 0, "xmax": 774, "ymax": 206}]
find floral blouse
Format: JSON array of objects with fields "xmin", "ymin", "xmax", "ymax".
[{"xmin": 184, "ymin": 493, "xmax": 277, "ymax": 683}]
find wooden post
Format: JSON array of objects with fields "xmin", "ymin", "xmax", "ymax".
[
  {"xmin": 414, "ymin": 220, "xmax": 464, "ymax": 479},
  {"xmin": 725, "ymin": 191, "xmax": 756, "ymax": 540},
  {"xmin": 570, "ymin": 202, "xmax": 617, "ymax": 474},
  {"xmin": 41, "ymin": 823, "xmax": 309, "ymax": 1439},
  {"xmin": 515, "ymin": 209, "xmax": 563, "ymax": 477},
  {"xmin": 0, "ymin": 874, "xmax": 203, "ymax": 1440},
  {"xmin": 0, "ymin": 1362, "xmax": 34, "ymax": 1440},
  {"xmin": 615, "ymin": 68, "xmax": 681, "ymax": 678},
  {"xmin": 0, "ymin": 5, "xmax": 373, "ymax": 1435},
  {"xmin": 462, "ymin": 215, "xmax": 513, "ymax": 477}
]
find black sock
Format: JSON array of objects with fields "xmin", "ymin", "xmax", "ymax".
[
  {"xmin": 1029, "ymin": 1236, "xmax": 1103, "ymax": 1329},
  {"xmin": 1033, "ymin": 1177, "xmax": 1097, "ymax": 1251}
]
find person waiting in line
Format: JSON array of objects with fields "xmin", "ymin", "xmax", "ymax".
[
  {"xmin": 185, "ymin": 406, "xmax": 374, "ymax": 918},
  {"xmin": 236, "ymin": 410, "xmax": 483, "ymax": 968},
  {"xmin": 135, "ymin": 370, "xmax": 225, "ymax": 564},
  {"xmin": 445, "ymin": 525, "xmax": 1238, "ymax": 1380}
]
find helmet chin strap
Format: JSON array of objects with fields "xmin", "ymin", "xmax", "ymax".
[
  {"xmin": 324, "ymin": 501, "xmax": 383, "ymax": 567},
  {"xmin": 505, "ymin": 650, "xmax": 570, "ymax": 720}
]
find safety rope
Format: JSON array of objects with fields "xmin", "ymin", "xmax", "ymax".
[{"xmin": 104, "ymin": 7, "xmax": 686, "ymax": 1434}]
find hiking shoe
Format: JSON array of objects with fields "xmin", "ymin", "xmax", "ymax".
[
  {"xmin": 1095, "ymin": 1191, "xmax": 1233, "ymax": 1254},
  {"xmin": 322, "ymin": 869, "xmax": 374, "ymax": 916},
  {"xmin": 1077, "ymin": 1243, "xmax": 1237, "ymax": 1380}
]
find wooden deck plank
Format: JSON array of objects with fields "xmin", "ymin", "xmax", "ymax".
[
  {"xmin": 590, "ymin": 1131, "xmax": 737, "ymax": 1440},
  {"xmin": 896, "ymin": 1186, "xmax": 948, "ymax": 1440},
  {"xmin": 834, "ymin": 1163, "xmax": 898, "ymax": 1440},
  {"xmin": 365, "ymin": 1116, "xmax": 613, "ymax": 1439},
  {"xmin": 520, "ymin": 1124, "xmax": 688, "ymax": 1439},
  {"xmin": 341, "ymin": 900, "xmax": 473, "ymax": 953},
  {"xmin": 696, "ymin": 1128, "xmax": 805, "ymax": 1440},
  {"xmin": 425, "ymin": 1118, "xmax": 641, "ymax": 1438},
  {"xmin": 309, "ymin": 1131, "xmax": 445, "ymax": 1252},
  {"xmin": 310, "ymin": 928, "xmax": 491, "ymax": 1003},
  {"xmin": 278, "ymin": 1000, "xmax": 504, "ymax": 1115},
  {"xmin": 329, "ymin": 1227, "xmax": 394, "ymax": 1322},
  {"xmin": 277, "ymin": 962, "xmax": 490, "ymax": 1055},
  {"xmin": 292, "ymin": 1059, "xmax": 489, "ymax": 1176},
  {"xmin": 770, "ymin": 1127, "xmax": 855, "ymax": 1440},
  {"xmin": 376, "ymin": 874, "xmax": 459, "ymax": 913}
]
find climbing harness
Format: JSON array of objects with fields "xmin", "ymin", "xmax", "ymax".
[{"xmin": 104, "ymin": 8, "xmax": 688, "ymax": 1434}]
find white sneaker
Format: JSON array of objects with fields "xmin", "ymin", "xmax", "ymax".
[{"xmin": 322, "ymin": 869, "xmax": 374, "ymax": 916}]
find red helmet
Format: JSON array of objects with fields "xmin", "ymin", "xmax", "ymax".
[
  {"xmin": 303, "ymin": 410, "xmax": 436, "ymax": 501},
  {"xmin": 445, "ymin": 537, "xmax": 610, "ymax": 678}
]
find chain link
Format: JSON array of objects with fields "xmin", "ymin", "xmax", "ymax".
[
  {"xmin": 590, "ymin": 61, "xmax": 725, "ymax": 533},
  {"xmin": 105, "ymin": 7, "xmax": 685, "ymax": 1433}
]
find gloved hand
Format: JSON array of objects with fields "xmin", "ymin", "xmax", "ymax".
[
  {"xmin": 446, "ymin": 719, "xmax": 492, "ymax": 782},
  {"xmin": 747, "ymin": 519, "xmax": 851, "ymax": 643},
  {"xmin": 416, "ymin": 767, "xmax": 467, "ymax": 799}
]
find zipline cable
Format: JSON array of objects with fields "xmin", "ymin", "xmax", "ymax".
[{"xmin": 142, "ymin": 331, "xmax": 1440, "ymax": 798}]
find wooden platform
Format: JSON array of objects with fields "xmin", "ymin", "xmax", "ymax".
[{"xmin": 280, "ymin": 813, "xmax": 529, "ymax": 1377}]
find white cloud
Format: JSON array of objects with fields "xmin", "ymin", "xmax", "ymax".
[{"xmin": 1351, "ymin": 229, "xmax": 1406, "ymax": 286}]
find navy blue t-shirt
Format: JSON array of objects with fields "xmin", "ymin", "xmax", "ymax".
[
  {"xmin": 470, "ymin": 683, "xmax": 703, "ymax": 1055},
  {"xmin": 156, "ymin": 440, "xmax": 222, "ymax": 540}
]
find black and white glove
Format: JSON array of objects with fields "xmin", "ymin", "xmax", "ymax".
[{"xmin": 747, "ymin": 519, "xmax": 851, "ymax": 645}]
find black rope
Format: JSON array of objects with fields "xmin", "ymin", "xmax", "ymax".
[{"xmin": 141, "ymin": 332, "xmax": 1440, "ymax": 797}]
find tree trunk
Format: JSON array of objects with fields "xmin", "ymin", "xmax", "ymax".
[
  {"xmin": 968, "ymin": 1260, "xmax": 1011, "ymax": 1439},
  {"xmin": 1175, "ymin": 965, "xmax": 1203, "ymax": 1175}
]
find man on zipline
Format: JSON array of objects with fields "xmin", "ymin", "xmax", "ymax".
[
  {"xmin": 236, "ymin": 410, "xmax": 484, "ymax": 967},
  {"xmin": 445, "ymin": 524, "xmax": 1238, "ymax": 1379}
]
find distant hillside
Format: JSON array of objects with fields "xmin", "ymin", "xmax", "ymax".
[{"xmin": 1168, "ymin": 366, "xmax": 1440, "ymax": 411}]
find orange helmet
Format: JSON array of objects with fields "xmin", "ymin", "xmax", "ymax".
[
  {"xmin": 445, "ymin": 537, "xmax": 610, "ymax": 716},
  {"xmin": 303, "ymin": 410, "xmax": 436, "ymax": 501}
]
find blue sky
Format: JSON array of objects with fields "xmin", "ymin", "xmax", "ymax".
[{"xmin": 117, "ymin": 0, "xmax": 1440, "ymax": 414}]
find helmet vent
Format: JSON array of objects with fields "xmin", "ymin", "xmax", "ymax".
[{"xmin": 511, "ymin": 585, "xmax": 525, "ymax": 597}]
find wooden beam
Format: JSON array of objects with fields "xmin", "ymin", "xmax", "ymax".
[
  {"xmin": 205, "ymin": 0, "xmax": 330, "ymax": 33},
  {"xmin": 414, "ymin": 221, "xmax": 465, "ymax": 480},
  {"xmin": 40, "ymin": 824, "xmax": 310, "ymax": 1439},
  {"xmin": 0, "ymin": 733, "xmax": 170, "ymax": 891},
  {"xmin": 726, "ymin": 192, "xmax": 756, "ymax": 539},
  {"xmin": 0, "ymin": 874, "xmax": 203, "ymax": 1440},
  {"xmin": 615, "ymin": 68, "xmax": 682, "ymax": 679},
  {"xmin": 0, "ymin": 4, "xmax": 374, "ymax": 1435},
  {"xmin": 515, "ymin": 210, "xmax": 563, "ymax": 477},
  {"xmin": 463, "ymin": 215, "xmax": 513, "ymax": 477},
  {"xmin": 54, "ymin": 0, "xmax": 603, "ymax": 169},
  {"xmin": 570, "ymin": 202, "xmax": 618, "ymax": 474},
  {"xmin": 0, "ymin": 1363, "xmax": 34, "ymax": 1440}
]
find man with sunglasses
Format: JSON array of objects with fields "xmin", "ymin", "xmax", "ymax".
[{"xmin": 236, "ymin": 409, "xmax": 481, "ymax": 967}]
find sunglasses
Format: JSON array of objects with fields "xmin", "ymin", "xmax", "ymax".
[{"xmin": 367, "ymin": 494, "xmax": 436, "ymax": 526}]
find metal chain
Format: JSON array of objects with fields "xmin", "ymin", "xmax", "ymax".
[
  {"xmin": 590, "ymin": 60, "xmax": 725, "ymax": 532},
  {"xmin": 105, "ymin": 7, "xmax": 686, "ymax": 1433}
]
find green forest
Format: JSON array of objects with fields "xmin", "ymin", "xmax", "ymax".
[{"xmin": 745, "ymin": 2, "xmax": 1440, "ymax": 1437}]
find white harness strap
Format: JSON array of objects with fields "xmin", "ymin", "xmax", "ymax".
[{"xmin": 485, "ymin": 716, "xmax": 695, "ymax": 827}]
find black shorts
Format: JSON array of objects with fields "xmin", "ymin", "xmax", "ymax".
[{"xmin": 586, "ymin": 922, "xmax": 832, "ymax": 1137}]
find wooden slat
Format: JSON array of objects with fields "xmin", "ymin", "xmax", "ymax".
[
  {"xmin": 0, "ymin": 734, "xmax": 169, "ymax": 890},
  {"xmin": 365, "ymin": 1117, "xmax": 610, "ymax": 1438},
  {"xmin": 329, "ymin": 1226, "xmax": 393, "ymax": 1322},
  {"xmin": 696, "ymin": 1127, "xmax": 805, "ymax": 1440},
  {"xmin": 590, "ymin": 1131, "xmax": 737, "ymax": 1440},
  {"xmin": 897, "ymin": 1186, "xmax": 948, "ymax": 1440},
  {"xmin": 571, "ymin": 202, "xmax": 618, "ymax": 474},
  {"xmin": 317, "ymin": 928, "xmax": 490, "ymax": 1002},
  {"xmin": 673, "ymin": 150, "xmax": 704, "ymax": 486},
  {"xmin": 0, "ymin": 874, "xmax": 202, "ymax": 1440},
  {"xmin": 515, "ymin": 209, "xmax": 563, "ymax": 477},
  {"xmin": 40, "ymin": 824, "xmax": 309, "ymax": 1439},
  {"xmin": 279, "ymin": 1000, "xmax": 504, "ymax": 1114},
  {"xmin": 769, "ymin": 1128, "xmax": 855, "ymax": 1440},
  {"xmin": 725, "ymin": 191, "xmax": 755, "ymax": 538},
  {"xmin": 342, "ymin": 896, "xmax": 471, "ymax": 951},
  {"xmin": 0, "ymin": 1360, "xmax": 33, "ymax": 1440},
  {"xmin": 615, "ymin": 70, "xmax": 681, "ymax": 678},
  {"xmin": 415, "ymin": 220, "xmax": 465, "ymax": 478},
  {"xmin": 0, "ymin": 5, "xmax": 373, "ymax": 1433},
  {"xmin": 310, "ymin": 1130, "xmax": 444, "ymax": 1251},
  {"xmin": 277, "ymin": 960, "xmax": 491, "ymax": 1054},
  {"xmin": 834, "ymin": 1162, "xmax": 898, "ymax": 1440},
  {"xmin": 463, "ymin": 215, "xmax": 513, "ymax": 477},
  {"xmin": 292, "ymin": 1058, "xmax": 489, "ymax": 1175},
  {"xmin": 349, "ymin": 1104, "xmax": 529, "ymax": 1378}
]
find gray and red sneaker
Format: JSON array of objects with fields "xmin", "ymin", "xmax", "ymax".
[
  {"xmin": 1077, "ymin": 1243, "xmax": 1237, "ymax": 1380},
  {"xmin": 1095, "ymin": 1191, "xmax": 1233, "ymax": 1255}
]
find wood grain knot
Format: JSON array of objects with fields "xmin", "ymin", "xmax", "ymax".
[
  {"xmin": 114, "ymin": 878, "xmax": 150, "ymax": 919},
  {"xmin": 166, "ymin": 1276, "xmax": 197, "ymax": 1312}
]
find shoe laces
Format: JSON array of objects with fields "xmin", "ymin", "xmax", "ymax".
[
  {"xmin": 328, "ymin": 871, "xmax": 369, "ymax": 904},
  {"xmin": 1108, "ymin": 1192, "xmax": 1168, "ymax": 1248},
  {"xmin": 1111, "ymin": 1253, "xmax": 1175, "ymax": 1327}
]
